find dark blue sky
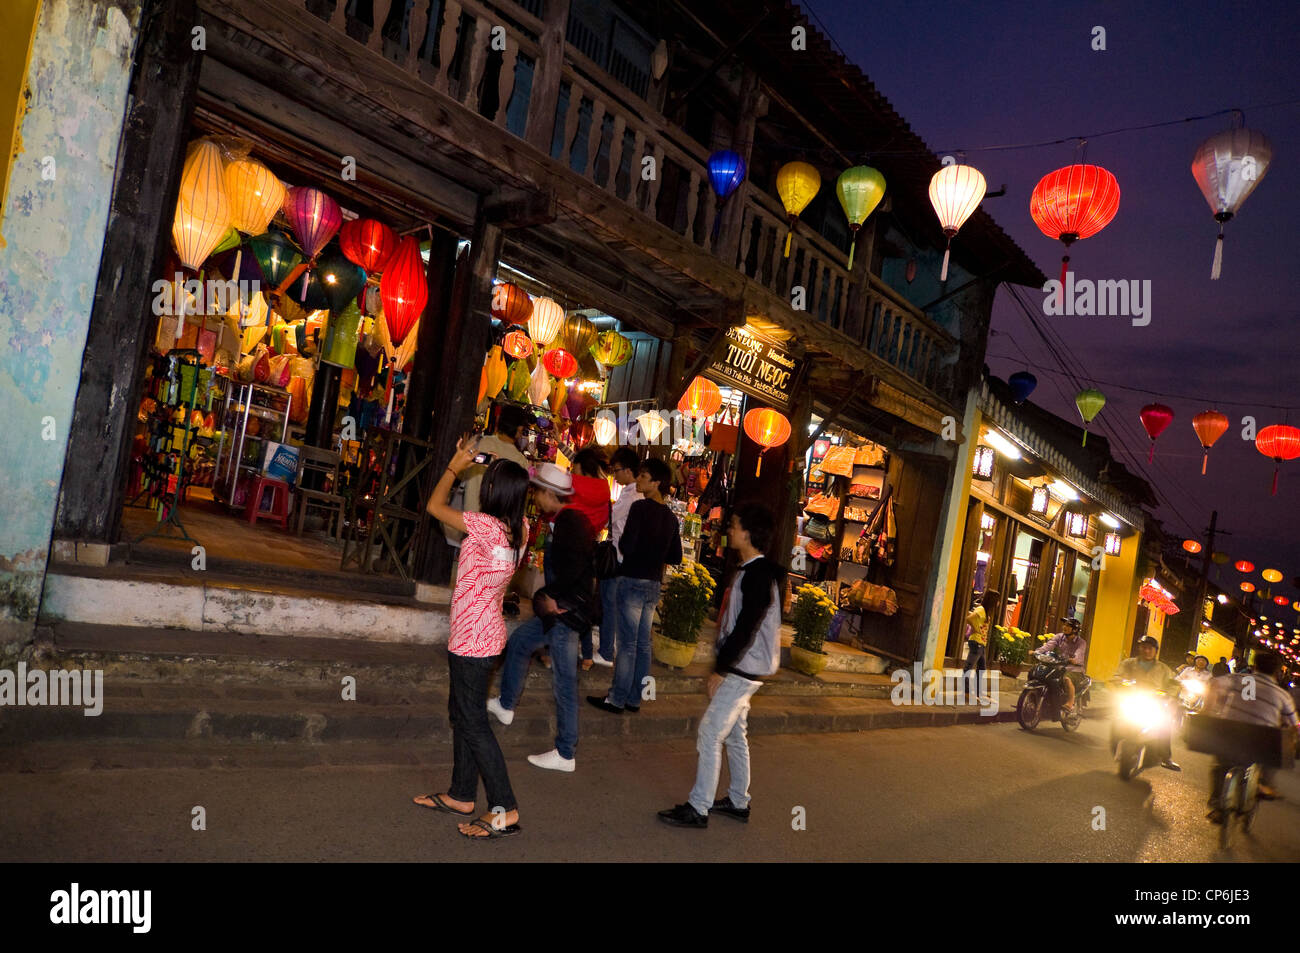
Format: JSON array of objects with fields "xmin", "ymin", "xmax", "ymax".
[{"xmin": 815, "ymin": 0, "xmax": 1300, "ymax": 600}]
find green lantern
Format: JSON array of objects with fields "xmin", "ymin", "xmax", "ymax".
[
  {"xmin": 321, "ymin": 301, "xmax": 362, "ymax": 369},
  {"xmin": 249, "ymin": 227, "xmax": 304, "ymax": 293},
  {"xmin": 1075, "ymin": 388, "xmax": 1106, "ymax": 446},
  {"xmin": 506, "ymin": 358, "xmax": 531, "ymax": 401},
  {"xmin": 836, "ymin": 166, "xmax": 886, "ymax": 269},
  {"xmin": 213, "ymin": 226, "xmax": 243, "ymax": 255},
  {"xmin": 302, "ymin": 247, "xmax": 366, "ymax": 313}
]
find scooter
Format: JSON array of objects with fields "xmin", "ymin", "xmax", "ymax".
[
  {"xmin": 1110, "ymin": 680, "xmax": 1179, "ymax": 780},
  {"xmin": 1017, "ymin": 652, "xmax": 1091, "ymax": 732}
]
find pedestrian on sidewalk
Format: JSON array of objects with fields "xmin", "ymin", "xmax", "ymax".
[
  {"xmin": 565, "ymin": 448, "xmax": 611, "ymax": 670},
  {"xmin": 659, "ymin": 503, "xmax": 783, "ymax": 828},
  {"xmin": 415, "ymin": 441, "xmax": 529, "ymax": 839},
  {"xmin": 488, "ymin": 463, "xmax": 596, "ymax": 772},
  {"xmin": 962, "ymin": 589, "xmax": 1000, "ymax": 702},
  {"xmin": 592, "ymin": 447, "xmax": 642, "ymax": 669},
  {"xmin": 588, "ymin": 457, "xmax": 681, "ymax": 715}
]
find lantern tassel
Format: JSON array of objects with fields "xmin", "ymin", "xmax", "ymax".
[
  {"xmin": 1211, "ymin": 230, "xmax": 1224, "ymax": 280},
  {"xmin": 1272, "ymin": 465, "xmax": 1279, "ymax": 496},
  {"xmin": 755, "ymin": 450, "xmax": 763, "ymax": 477},
  {"xmin": 940, "ymin": 243, "xmax": 950, "ymax": 282},
  {"xmin": 1202, "ymin": 450, "xmax": 1208, "ymax": 475},
  {"xmin": 1081, "ymin": 427, "xmax": 1088, "ymax": 448},
  {"xmin": 1058, "ymin": 255, "xmax": 1069, "ymax": 309},
  {"xmin": 847, "ymin": 236, "xmax": 856, "ymax": 271},
  {"xmin": 784, "ymin": 228, "xmax": 793, "ymax": 258},
  {"xmin": 300, "ymin": 266, "xmax": 310, "ymax": 302}
]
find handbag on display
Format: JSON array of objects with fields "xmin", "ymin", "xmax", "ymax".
[
  {"xmin": 804, "ymin": 514, "xmax": 832, "ymax": 541},
  {"xmin": 709, "ymin": 422, "xmax": 739, "ymax": 453},
  {"xmin": 821, "ymin": 445, "xmax": 856, "ymax": 477},
  {"xmin": 845, "ymin": 579, "xmax": 899, "ymax": 616},
  {"xmin": 855, "ymin": 444, "xmax": 886, "ymax": 467},
  {"xmin": 806, "ymin": 540, "xmax": 832, "ymax": 561},
  {"xmin": 838, "ymin": 543, "xmax": 855, "ymax": 563},
  {"xmin": 804, "ymin": 493, "xmax": 841, "ymax": 519},
  {"xmin": 844, "ymin": 504, "xmax": 870, "ymax": 523},
  {"xmin": 848, "ymin": 483, "xmax": 880, "ymax": 500}
]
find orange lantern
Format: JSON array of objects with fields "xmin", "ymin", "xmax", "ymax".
[
  {"xmin": 1235, "ymin": 560, "xmax": 1255, "ymax": 573},
  {"xmin": 743, "ymin": 408, "xmax": 791, "ymax": 476},
  {"xmin": 1182, "ymin": 539, "xmax": 1202, "ymax": 554},
  {"xmin": 678, "ymin": 377, "xmax": 723, "ymax": 419},
  {"xmin": 1191, "ymin": 410, "xmax": 1230, "ymax": 475},
  {"xmin": 542, "ymin": 348, "xmax": 578, "ymax": 380},
  {"xmin": 502, "ymin": 330, "xmax": 533, "ymax": 359},
  {"xmin": 491, "ymin": 282, "xmax": 533, "ymax": 326},
  {"xmin": 1240, "ymin": 582, "xmax": 1256, "ymax": 593},
  {"xmin": 1261, "ymin": 568, "xmax": 1283, "ymax": 583}
]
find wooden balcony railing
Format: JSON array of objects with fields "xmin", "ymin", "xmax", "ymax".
[{"xmin": 301, "ymin": 0, "xmax": 957, "ymax": 403}]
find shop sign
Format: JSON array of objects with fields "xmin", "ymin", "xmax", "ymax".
[{"xmin": 707, "ymin": 326, "xmax": 800, "ymax": 409}]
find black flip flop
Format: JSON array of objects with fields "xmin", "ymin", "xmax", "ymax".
[
  {"xmin": 414, "ymin": 793, "xmax": 475, "ymax": 817},
  {"xmin": 459, "ymin": 817, "xmax": 521, "ymax": 839}
]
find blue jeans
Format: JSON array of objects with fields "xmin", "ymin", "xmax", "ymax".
[
  {"xmin": 688, "ymin": 674, "xmax": 762, "ymax": 815},
  {"xmin": 609, "ymin": 577, "xmax": 660, "ymax": 709},
  {"xmin": 497, "ymin": 615, "xmax": 580, "ymax": 760},
  {"xmin": 580, "ymin": 576, "xmax": 620, "ymax": 660}
]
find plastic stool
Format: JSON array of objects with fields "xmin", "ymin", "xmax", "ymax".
[{"xmin": 246, "ymin": 476, "xmax": 291, "ymax": 529}]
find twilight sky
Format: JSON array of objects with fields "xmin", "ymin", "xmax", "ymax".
[{"xmin": 815, "ymin": 0, "xmax": 1300, "ymax": 601}]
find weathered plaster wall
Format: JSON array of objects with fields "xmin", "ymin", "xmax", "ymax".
[
  {"xmin": 0, "ymin": 0, "xmax": 44, "ymax": 214},
  {"xmin": 0, "ymin": 0, "xmax": 143, "ymax": 655}
]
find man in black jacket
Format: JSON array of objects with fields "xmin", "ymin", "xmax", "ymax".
[
  {"xmin": 490, "ymin": 464, "xmax": 595, "ymax": 772},
  {"xmin": 660, "ymin": 503, "xmax": 784, "ymax": 828}
]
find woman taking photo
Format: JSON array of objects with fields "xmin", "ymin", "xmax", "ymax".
[{"xmin": 414, "ymin": 439, "xmax": 529, "ymax": 839}]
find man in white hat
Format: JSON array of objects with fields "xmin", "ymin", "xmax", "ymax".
[{"xmin": 488, "ymin": 463, "xmax": 596, "ymax": 772}]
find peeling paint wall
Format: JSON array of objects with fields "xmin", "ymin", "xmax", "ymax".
[
  {"xmin": 0, "ymin": 0, "xmax": 44, "ymax": 215},
  {"xmin": 0, "ymin": 0, "xmax": 143, "ymax": 655}
]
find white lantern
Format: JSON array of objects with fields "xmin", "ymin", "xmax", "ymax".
[
  {"xmin": 528, "ymin": 297, "xmax": 565, "ymax": 346},
  {"xmin": 1191, "ymin": 127, "xmax": 1272, "ymax": 279},
  {"xmin": 928, "ymin": 164, "xmax": 986, "ymax": 281}
]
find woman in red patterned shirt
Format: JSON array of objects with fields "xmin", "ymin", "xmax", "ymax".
[{"xmin": 415, "ymin": 440, "xmax": 529, "ymax": 839}]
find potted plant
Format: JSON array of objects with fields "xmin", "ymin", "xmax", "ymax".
[
  {"xmin": 991, "ymin": 625, "xmax": 1032, "ymax": 677},
  {"xmin": 788, "ymin": 583, "xmax": 837, "ymax": 677},
  {"xmin": 652, "ymin": 562, "xmax": 716, "ymax": 669}
]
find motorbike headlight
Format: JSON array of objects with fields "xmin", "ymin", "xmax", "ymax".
[
  {"xmin": 1119, "ymin": 694, "xmax": 1165, "ymax": 729},
  {"xmin": 1181, "ymin": 680, "xmax": 1206, "ymax": 697}
]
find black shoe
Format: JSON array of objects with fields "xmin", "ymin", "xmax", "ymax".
[
  {"xmin": 624, "ymin": 704, "xmax": 640, "ymax": 714},
  {"xmin": 1206, "ymin": 807, "xmax": 1225, "ymax": 824},
  {"xmin": 658, "ymin": 803, "xmax": 707, "ymax": 827},
  {"xmin": 712, "ymin": 797, "xmax": 750, "ymax": 822},
  {"xmin": 586, "ymin": 695, "xmax": 624, "ymax": 714},
  {"xmin": 1160, "ymin": 759, "xmax": 1182, "ymax": 771}
]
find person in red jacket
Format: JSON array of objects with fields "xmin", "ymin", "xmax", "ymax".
[{"xmin": 565, "ymin": 449, "xmax": 610, "ymax": 669}]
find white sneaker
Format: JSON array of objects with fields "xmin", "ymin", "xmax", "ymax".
[
  {"xmin": 592, "ymin": 651, "xmax": 614, "ymax": 668},
  {"xmin": 527, "ymin": 748, "xmax": 575, "ymax": 772},
  {"xmin": 487, "ymin": 696, "xmax": 514, "ymax": 726}
]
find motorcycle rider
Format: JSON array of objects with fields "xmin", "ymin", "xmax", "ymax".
[
  {"xmin": 1174, "ymin": 652, "xmax": 1195, "ymax": 677},
  {"xmin": 1180, "ymin": 655, "xmax": 1212, "ymax": 683},
  {"xmin": 1114, "ymin": 635, "xmax": 1181, "ymax": 770},
  {"xmin": 1204, "ymin": 650, "xmax": 1298, "ymax": 814},
  {"xmin": 1037, "ymin": 617, "xmax": 1087, "ymax": 713}
]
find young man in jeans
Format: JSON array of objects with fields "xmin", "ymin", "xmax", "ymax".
[
  {"xmin": 659, "ymin": 503, "xmax": 784, "ymax": 828},
  {"xmin": 489, "ymin": 464, "xmax": 595, "ymax": 772}
]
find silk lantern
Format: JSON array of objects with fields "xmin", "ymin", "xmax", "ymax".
[
  {"xmin": 248, "ymin": 228, "xmax": 304, "ymax": 294},
  {"xmin": 1182, "ymin": 539, "xmax": 1202, "ymax": 554},
  {"xmin": 490, "ymin": 282, "xmax": 533, "ymax": 326},
  {"xmin": 678, "ymin": 376, "xmax": 722, "ymax": 419},
  {"xmin": 836, "ymin": 166, "xmax": 886, "ymax": 269},
  {"xmin": 1192, "ymin": 410, "xmax": 1230, "ymax": 474},
  {"xmin": 1191, "ymin": 127, "xmax": 1273, "ymax": 279},
  {"xmin": 528, "ymin": 297, "xmax": 564, "ymax": 346},
  {"xmin": 320, "ymin": 301, "xmax": 363, "ymax": 368},
  {"xmin": 561, "ymin": 313, "xmax": 597, "ymax": 358},
  {"xmin": 1008, "ymin": 371, "xmax": 1037, "ymax": 404},
  {"xmin": 305, "ymin": 247, "xmax": 367, "ymax": 313},
  {"xmin": 543, "ymin": 348, "xmax": 578, "ymax": 380},
  {"xmin": 1030, "ymin": 164, "xmax": 1121, "ymax": 294},
  {"xmin": 1255, "ymin": 424, "xmax": 1300, "ymax": 495},
  {"xmin": 172, "ymin": 140, "xmax": 231, "ymax": 270},
  {"xmin": 1262, "ymin": 568, "xmax": 1283, "ymax": 583},
  {"xmin": 776, "ymin": 161, "xmax": 821, "ymax": 257},
  {"xmin": 224, "ymin": 158, "xmax": 285, "ymax": 235},
  {"xmin": 506, "ymin": 358, "xmax": 531, "ymax": 402},
  {"xmin": 283, "ymin": 187, "xmax": 342, "ymax": 260},
  {"xmin": 743, "ymin": 408, "xmax": 791, "ymax": 476},
  {"xmin": 1241, "ymin": 582, "xmax": 1256, "ymax": 593},
  {"xmin": 593, "ymin": 415, "xmax": 617, "ymax": 446},
  {"xmin": 1235, "ymin": 560, "xmax": 1255, "ymax": 573},
  {"xmin": 707, "ymin": 151, "xmax": 747, "ymax": 201},
  {"xmin": 481, "ymin": 346, "xmax": 508, "ymax": 402},
  {"xmin": 1074, "ymin": 389, "xmax": 1106, "ymax": 446},
  {"xmin": 502, "ymin": 330, "xmax": 533, "ymax": 359},
  {"xmin": 379, "ymin": 236, "xmax": 427, "ymax": 346},
  {"xmin": 570, "ymin": 420, "xmax": 595, "ymax": 450},
  {"xmin": 172, "ymin": 197, "xmax": 230, "ymax": 271},
  {"xmin": 592, "ymin": 330, "xmax": 632, "ymax": 366},
  {"xmin": 1274, "ymin": 595, "xmax": 1289, "ymax": 606},
  {"xmin": 928, "ymin": 163, "xmax": 986, "ymax": 280},
  {"xmin": 339, "ymin": 218, "xmax": 397, "ymax": 274},
  {"xmin": 1139, "ymin": 403, "xmax": 1174, "ymax": 463},
  {"xmin": 528, "ymin": 361, "xmax": 551, "ymax": 406}
]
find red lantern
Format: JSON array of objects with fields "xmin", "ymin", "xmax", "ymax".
[
  {"xmin": 502, "ymin": 330, "xmax": 533, "ymax": 359},
  {"xmin": 742, "ymin": 408, "xmax": 791, "ymax": 476},
  {"xmin": 1274, "ymin": 595, "xmax": 1289, "ymax": 606},
  {"xmin": 678, "ymin": 377, "xmax": 723, "ymax": 419},
  {"xmin": 1255, "ymin": 424, "xmax": 1300, "ymax": 495},
  {"xmin": 1235, "ymin": 560, "xmax": 1255, "ymax": 573},
  {"xmin": 1191, "ymin": 410, "xmax": 1230, "ymax": 474},
  {"xmin": 339, "ymin": 218, "xmax": 397, "ymax": 274},
  {"xmin": 542, "ymin": 348, "xmax": 578, "ymax": 380},
  {"xmin": 1138, "ymin": 403, "xmax": 1174, "ymax": 463},
  {"xmin": 491, "ymin": 282, "xmax": 533, "ymax": 326},
  {"xmin": 379, "ymin": 236, "xmax": 427, "ymax": 346},
  {"xmin": 569, "ymin": 420, "xmax": 594, "ymax": 450},
  {"xmin": 1182, "ymin": 539, "xmax": 1202, "ymax": 554},
  {"xmin": 1030, "ymin": 164, "xmax": 1121, "ymax": 295}
]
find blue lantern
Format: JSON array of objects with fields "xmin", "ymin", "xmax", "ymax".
[
  {"xmin": 707, "ymin": 151, "xmax": 746, "ymax": 200},
  {"xmin": 1008, "ymin": 371, "xmax": 1037, "ymax": 404}
]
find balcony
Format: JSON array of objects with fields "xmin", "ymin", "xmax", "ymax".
[{"xmin": 215, "ymin": 0, "xmax": 959, "ymax": 408}]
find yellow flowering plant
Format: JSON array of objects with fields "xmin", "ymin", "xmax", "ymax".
[
  {"xmin": 792, "ymin": 583, "xmax": 836, "ymax": 654},
  {"xmin": 659, "ymin": 563, "xmax": 716, "ymax": 644},
  {"xmin": 991, "ymin": 625, "xmax": 1035, "ymax": 665}
]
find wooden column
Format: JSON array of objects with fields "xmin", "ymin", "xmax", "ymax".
[
  {"xmin": 414, "ymin": 204, "xmax": 503, "ymax": 584},
  {"xmin": 53, "ymin": 0, "xmax": 201, "ymax": 545},
  {"xmin": 522, "ymin": 0, "xmax": 570, "ymax": 153},
  {"xmin": 405, "ymin": 228, "xmax": 461, "ymax": 442},
  {"xmin": 716, "ymin": 68, "xmax": 766, "ymax": 268}
]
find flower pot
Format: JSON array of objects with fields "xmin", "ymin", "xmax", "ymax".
[
  {"xmin": 999, "ymin": 663, "xmax": 1023, "ymax": 679},
  {"xmin": 789, "ymin": 644, "xmax": 829, "ymax": 677},
  {"xmin": 652, "ymin": 632, "xmax": 698, "ymax": 670}
]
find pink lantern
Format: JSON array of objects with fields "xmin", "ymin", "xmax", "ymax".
[{"xmin": 284, "ymin": 187, "xmax": 342, "ymax": 260}]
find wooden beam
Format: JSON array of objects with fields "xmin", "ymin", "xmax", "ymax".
[
  {"xmin": 523, "ymin": 0, "xmax": 569, "ymax": 152},
  {"xmin": 484, "ymin": 190, "xmax": 558, "ymax": 228}
]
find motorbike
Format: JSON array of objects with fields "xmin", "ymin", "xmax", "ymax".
[
  {"xmin": 1110, "ymin": 680, "xmax": 1180, "ymax": 780},
  {"xmin": 1176, "ymin": 674, "xmax": 1208, "ymax": 714},
  {"xmin": 1212, "ymin": 762, "xmax": 1261, "ymax": 848},
  {"xmin": 1017, "ymin": 652, "xmax": 1091, "ymax": 732}
]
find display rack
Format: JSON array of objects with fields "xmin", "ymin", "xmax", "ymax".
[
  {"xmin": 130, "ymin": 349, "xmax": 202, "ymax": 545},
  {"xmin": 212, "ymin": 381, "xmax": 292, "ymax": 510}
]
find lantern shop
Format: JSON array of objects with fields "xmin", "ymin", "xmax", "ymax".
[{"xmin": 943, "ymin": 376, "xmax": 1155, "ymax": 680}]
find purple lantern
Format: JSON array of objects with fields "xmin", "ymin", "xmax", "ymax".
[{"xmin": 284, "ymin": 187, "xmax": 342, "ymax": 260}]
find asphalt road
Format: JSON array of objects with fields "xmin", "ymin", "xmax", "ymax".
[{"xmin": 1, "ymin": 718, "xmax": 1297, "ymax": 862}]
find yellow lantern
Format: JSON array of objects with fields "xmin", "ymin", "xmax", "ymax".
[
  {"xmin": 483, "ymin": 346, "xmax": 508, "ymax": 401},
  {"xmin": 561, "ymin": 313, "xmax": 597, "ymax": 357},
  {"xmin": 592, "ymin": 330, "xmax": 632, "ymax": 366},
  {"xmin": 1262, "ymin": 568, "xmax": 1283, "ymax": 583},
  {"xmin": 224, "ymin": 158, "xmax": 286, "ymax": 235},
  {"xmin": 775, "ymin": 161, "xmax": 821, "ymax": 257},
  {"xmin": 172, "ymin": 197, "xmax": 230, "ymax": 271},
  {"xmin": 928, "ymin": 163, "xmax": 987, "ymax": 280},
  {"xmin": 637, "ymin": 410, "xmax": 668, "ymax": 443},
  {"xmin": 528, "ymin": 297, "xmax": 564, "ymax": 346},
  {"xmin": 178, "ymin": 140, "xmax": 229, "ymax": 223}
]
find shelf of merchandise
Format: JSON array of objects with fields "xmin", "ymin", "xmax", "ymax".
[{"xmin": 212, "ymin": 380, "xmax": 292, "ymax": 510}]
